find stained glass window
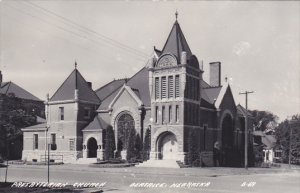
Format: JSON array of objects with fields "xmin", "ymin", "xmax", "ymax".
[{"xmin": 117, "ymin": 113, "xmax": 135, "ymax": 150}]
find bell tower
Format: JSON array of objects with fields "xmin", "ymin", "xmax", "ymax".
[{"xmin": 148, "ymin": 14, "xmax": 203, "ymax": 163}]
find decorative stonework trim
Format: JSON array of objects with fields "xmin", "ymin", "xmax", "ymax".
[
  {"xmin": 47, "ymin": 99, "xmax": 100, "ymax": 105},
  {"xmin": 184, "ymin": 98, "xmax": 201, "ymax": 104},
  {"xmin": 108, "ymin": 84, "xmax": 143, "ymax": 109},
  {"xmin": 82, "ymin": 129, "xmax": 102, "ymax": 132},
  {"xmin": 111, "ymin": 106, "xmax": 140, "ymax": 131},
  {"xmin": 96, "ymin": 109, "xmax": 112, "ymax": 113},
  {"xmin": 83, "ymin": 134, "xmax": 101, "ymax": 146},
  {"xmin": 156, "ymin": 53, "xmax": 178, "ymax": 68},
  {"xmin": 22, "ymin": 128, "xmax": 47, "ymax": 132},
  {"xmin": 200, "ymin": 107, "xmax": 217, "ymax": 112},
  {"xmin": 152, "ymin": 126, "xmax": 183, "ymax": 148},
  {"xmin": 220, "ymin": 109, "xmax": 234, "ymax": 123}
]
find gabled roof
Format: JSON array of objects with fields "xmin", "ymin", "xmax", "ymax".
[
  {"xmin": 21, "ymin": 123, "xmax": 47, "ymax": 131},
  {"xmin": 0, "ymin": 81, "xmax": 41, "ymax": 101},
  {"xmin": 253, "ymin": 131, "xmax": 276, "ymax": 149},
  {"xmin": 200, "ymin": 80, "xmax": 211, "ymax": 89},
  {"xmin": 50, "ymin": 68, "xmax": 100, "ymax": 103},
  {"xmin": 202, "ymin": 86, "xmax": 222, "ymax": 104},
  {"xmin": 214, "ymin": 83, "xmax": 235, "ymax": 109},
  {"xmin": 108, "ymin": 84, "xmax": 143, "ymax": 109},
  {"xmin": 95, "ymin": 79, "xmax": 126, "ymax": 101},
  {"xmin": 161, "ymin": 21, "xmax": 192, "ymax": 60},
  {"xmin": 83, "ymin": 115, "xmax": 108, "ymax": 131},
  {"xmin": 97, "ymin": 67, "xmax": 150, "ymax": 110},
  {"xmin": 237, "ymin": 104, "xmax": 253, "ymax": 117}
]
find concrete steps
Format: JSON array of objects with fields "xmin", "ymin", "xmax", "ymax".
[
  {"xmin": 136, "ymin": 159, "xmax": 180, "ymax": 168},
  {"xmin": 76, "ymin": 158, "xmax": 99, "ymax": 164}
]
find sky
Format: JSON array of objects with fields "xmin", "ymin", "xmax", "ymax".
[{"xmin": 0, "ymin": 1, "xmax": 299, "ymax": 121}]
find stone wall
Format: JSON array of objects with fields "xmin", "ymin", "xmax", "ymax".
[{"xmin": 22, "ymin": 150, "xmax": 82, "ymax": 163}]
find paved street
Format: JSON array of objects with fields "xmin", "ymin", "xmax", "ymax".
[{"xmin": 0, "ymin": 164, "xmax": 299, "ymax": 193}]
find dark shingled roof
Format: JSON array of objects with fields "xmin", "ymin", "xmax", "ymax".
[
  {"xmin": 83, "ymin": 115, "xmax": 109, "ymax": 131},
  {"xmin": 0, "ymin": 81, "xmax": 41, "ymax": 101},
  {"xmin": 200, "ymin": 80, "xmax": 211, "ymax": 89},
  {"xmin": 50, "ymin": 69, "xmax": 100, "ymax": 103},
  {"xmin": 22, "ymin": 123, "xmax": 47, "ymax": 130},
  {"xmin": 95, "ymin": 79, "xmax": 126, "ymax": 101},
  {"xmin": 202, "ymin": 86, "xmax": 222, "ymax": 104},
  {"xmin": 97, "ymin": 67, "xmax": 150, "ymax": 110},
  {"xmin": 161, "ymin": 21, "xmax": 192, "ymax": 60},
  {"xmin": 126, "ymin": 67, "xmax": 150, "ymax": 106}
]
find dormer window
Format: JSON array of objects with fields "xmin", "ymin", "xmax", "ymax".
[{"xmin": 59, "ymin": 107, "xmax": 64, "ymax": 121}]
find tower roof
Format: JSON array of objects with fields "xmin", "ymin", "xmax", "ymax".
[
  {"xmin": 50, "ymin": 68, "xmax": 100, "ymax": 103},
  {"xmin": 161, "ymin": 20, "xmax": 192, "ymax": 60}
]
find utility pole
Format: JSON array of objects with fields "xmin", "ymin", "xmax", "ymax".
[{"xmin": 239, "ymin": 91, "xmax": 254, "ymax": 170}]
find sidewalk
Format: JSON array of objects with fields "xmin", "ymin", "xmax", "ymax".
[{"xmin": 7, "ymin": 163, "xmax": 300, "ymax": 177}]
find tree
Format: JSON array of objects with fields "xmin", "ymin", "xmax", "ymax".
[
  {"xmin": 0, "ymin": 95, "xmax": 38, "ymax": 160},
  {"xmin": 134, "ymin": 134, "xmax": 142, "ymax": 160},
  {"xmin": 275, "ymin": 114, "xmax": 300, "ymax": 164},
  {"xmin": 126, "ymin": 128, "xmax": 136, "ymax": 161},
  {"xmin": 143, "ymin": 127, "xmax": 151, "ymax": 160},
  {"xmin": 188, "ymin": 129, "xmax": 200, "ymax": 166},
  {"xmin": 251, "ymin": 110, "xmax": 279, "ymax": 134},
  {"xmin": 103, "ymin": 126, "xmax": 116, "ymax": 160}
]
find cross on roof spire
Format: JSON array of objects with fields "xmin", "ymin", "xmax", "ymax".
[
  {"xmin": 175, "ymin": 10, "xmax": 178, "ymax": 21},
  {"xmin": 75, "ymin": 60, "xmax": 77, "ymax": 69}
]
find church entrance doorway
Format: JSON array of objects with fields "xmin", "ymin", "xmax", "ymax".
[
  {"xmin": 87, "ymin": 137, "xmax": 97, "ymax": 158},
  {"xmin": 158, "ymin": 132, "xmax": 178, "ymax": 160}
]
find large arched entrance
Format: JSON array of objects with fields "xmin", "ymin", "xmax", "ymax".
[
  {"xmin": 221, "ymin": 114, "xmax": 235, "ymax": 166},
  {"xmin": 87, "ymin": 137, "xmax": 98, "ymax": 158},
  {"xmin": 157, "ymin": 132, "xmax": 178, "ymax": 160}
]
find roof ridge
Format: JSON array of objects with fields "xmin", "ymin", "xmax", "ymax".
[
  {"xmin": 161, "ymin": 22, "xmax": 177, "ymax": 53},
  {"xmin": 203, "ymin": 86, "xmax": 222, "ymax": 89},
  {"xmin": 75, "ymin": 69, "xmax": 100, "ymax": 102},
  {"xmin": 100, "ymin": 83, "xmax": 125, "ymax": 102},
  {"xmin": 50, "ymin": 69, "xmax": 76, "ymax": 100},
  {"xmin": 95, "ymin": 78, "xmax": 126, "ymax": 93},
  {"xmin": 126, "ymin": 67, "xmax": 146, "ymax": 83}
]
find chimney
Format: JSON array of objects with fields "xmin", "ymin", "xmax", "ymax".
[
  {"xmin": 209, "ymin": 62, "xmax": 221, "ymax": 87},
  {"xmin": 0, "ymin": 70, "xmax": 2, "ymax": 86},
  {"xmin": 87, "ymin": 82, "xmax": 92, "ymax": 89}
]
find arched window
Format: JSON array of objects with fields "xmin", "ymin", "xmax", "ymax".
[{"xmin": 117, "ymin": 113, "xmax": 135, "ymax": 150}]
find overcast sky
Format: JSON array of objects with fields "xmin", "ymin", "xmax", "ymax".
[{"xmin": 0, "ymin": 1, "xmax": 299, "ymax": 121}]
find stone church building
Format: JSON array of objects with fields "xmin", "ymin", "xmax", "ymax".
[{"xmin": 22, "ymin": 17, "xmax": 253, "ymax": 167}]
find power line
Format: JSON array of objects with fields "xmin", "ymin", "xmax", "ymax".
[
  {"xmin": 3, "ymin": 2, "xmax": 146, "ymax": 64},
  {"xmin": 22, "ymin": 1, "xmax": 149, "ymax": 59},
  {"xmin": 1, "ymin": 5, "xmax": 143, "ymax": 69}
]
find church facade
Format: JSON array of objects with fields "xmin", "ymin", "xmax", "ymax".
[{"xmin": 22, "ymin": 18, "xmax": 253, "ymax": 167}]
